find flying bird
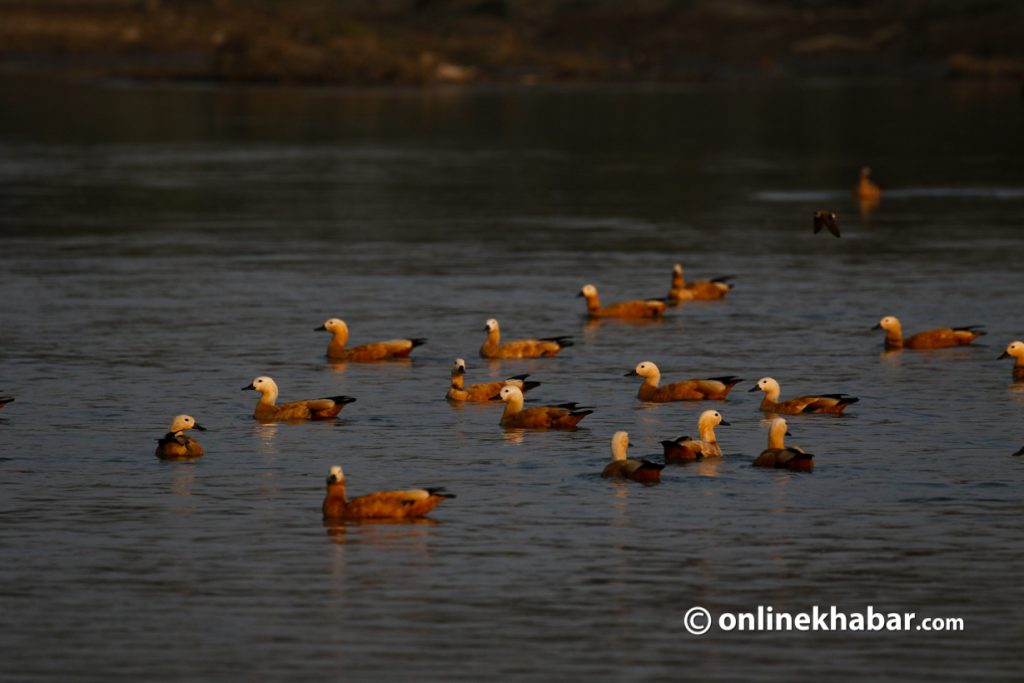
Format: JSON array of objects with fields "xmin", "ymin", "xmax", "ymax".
[{"xmin": 813, "ymin": 210, "xmax": 840, "ymax": 238}]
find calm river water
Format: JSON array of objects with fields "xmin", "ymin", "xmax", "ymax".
[{"xmin": 1, "ymin": 75, "xmax": 1023, "ymax": 681}]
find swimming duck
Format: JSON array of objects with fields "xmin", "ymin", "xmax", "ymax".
[
  {"xmin": 243, "ymin": 376, "xmax": 356, "ymax": 421},
  {"xmin": 578, "ymin": 284, "xmax": 666, "ymax": 319},
  {"xmin": 855, "ymin": 166, "xmax": 881, "ymax": 202},
  {"xmin": 601, "ymin": 431, "xmax": 663, "ymax": 483},
  {"xmin": 446, "ymin": 358, "xmax": 541, "ymax": 401},
  {"xmin": 750, "ymin": 377, "xmax": 858, "ymax": 415},
  {"xmin": 751, "ymin": 418, "xmax": 814, "ymax": 471},
  {"xmin": 661, "ymin": 410, "xmax": 729, "ymax": 462},
  {"xmin": 321, "ymin": 466, "xmax": 454, "ymax": 520},
  {"xmin": 479, "ymin": 318, "xmax": 572, "ymax": 359},
  {"xmin": 667, "ymin": 264, "xmax": 733, "ymax": 302},
  {"xmin": 872, "ymin": 316, "xmax": 985, "ymax": 350},
  {"xmin": 0, "ymin": 396, "xmax": 12, "ymax": 409},
  {"xmin": 316, "ymin": 318, "xmax": 425, "ymax": 361},
  {"xmin": 154, "ymin": 414, "xmax": 206, "ymax": 460},
  {"xmin": 998, "ymin": 341, "xmax": 1024, "ymax": 381},
  {"xmin": 813, "ymin": 210, "xmax": 840, "ymax": 238},
  {"xmin": 626, "ymin": 361, "xmax": 742, "ymax": 402},
  {"xmin": 494, "ymin": 385, "xmax": 592, "ymax": 429}
]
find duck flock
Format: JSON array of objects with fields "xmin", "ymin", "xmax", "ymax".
[{"xmin": 7, "ymin": 170, "xmax": 1022, "ymax": 519}]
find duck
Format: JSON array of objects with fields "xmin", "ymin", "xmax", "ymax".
[
  {"xmin": 243, "ymin": 376, "xmax": 356, "ymax": 421},
  {"xmin": 813, "ymin": 210, "xmax": 840, "ymax": 238},
  {"xmin": 316, "ymin": 318, "xmax": 425, "ymax": 361},
  {"xmin": 578, "ymin": 284, "xmax": 666, "ymax": 319},
  {"xmin": 321, "ymin": 466, "xmax": 454, "ymax": 520},
  {"xmin": 750, "ymin": 377, "xmax": 858, "ymax": 415},
  {"xmin": 751, "ymin": 418, "xmax": 814, "ymax": 471},
  {"xmin": 661, "ymin": 410, "xmax": 729, "ymax": 462},
  {"xmin": 479, "ymin": 318, "xmax": 572, "ymax": 358},
  {"xmin": 601, "ymin": 431, "xmax": 664, "ymax": 483},
  {"xmin": 494, "ymin": 385, "xmax": 592, "ymax": 429},
  {"xmin": 855, "ymin": 166, "xmax": 881, "ymax": 202},
  {"xmin": 626, "ymin": 361, "xmax": 742, "ymax": 402},
  {"xmin": 998, "ymin": 341, "xmax": 1024, "ymax": 381},
  {"xmin": 0, "ymin": 396, "xmax": 12, "ymax": 409},
  {"xmin": 154, "ymin": 414, "xmax": 205, "ymax": 460},
  {"xmin": 872, "ymin": 316, "xmax": 985, "ymax": 350},
  {"xmin": 446, "ymin": 358, "xmax": 541, "ymax": 401},
  {"xmin": 666, "ymin": 264, "xmax": 733, "ymax": 302}
]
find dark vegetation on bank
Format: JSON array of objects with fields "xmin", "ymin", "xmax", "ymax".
[{"xmin": 1, "ymin": 0, "xmax": 1023, "ymax": 85}]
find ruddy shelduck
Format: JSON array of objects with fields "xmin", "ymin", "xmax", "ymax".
[
  {"xmin": 321, "ymin": 466, "xmax": 454, "ymax": 520},
  {"xmin": 601, "ymin": 431, "xmax": 664, "ymax": 483},
  {"xmin": 813, "ymin": 210, "xmax": 840, "ymax": 238},
  {"xmin": 661, "ymin": 410, "xmax": 729, "ymax": 462},
  {"xmin": 494, "ymin": 385, "xmax": 592, "ymax": 429},
  {"xmin": 752, "ymin": 418, "xmax": 814, "ymax": 471},
  {"xmin": 626, "ymin": 361, "xmax": 742, "ymax": 402},
  {"xmin": 578, "ymin": 284, "xmax": 666, "ymax": 319},
  {"xmin": 855, "ymin": 166, "xmax": 881, "ymax": 202},
  {"xmin": 0, "ymin": 396, "xmax": 12, "ymax": 409},
  {"xmin": 667, "ymin": 264, "xmax": 733, "ymax": 302},
  {"xmin": 446, "ymin": 358, "xmax": 540, "ymax": 402},
  {"xmin": 998, "ymin": 341, "xmax": 1024, "ymax": 381},
  {"xmin": 479, "ymin": 318, "xmax": 572, "ymax": 359},
  {"xmin": 243, "ymin": 376, "xmax": 356, "ymax": 421},
  {"xmin": 316, "ymin": 318, "xmax": 425, "ymax": 361},
  {"xmin": 750, "ymin": 377, "xmax": 858, "ymax": 415},
  {"xmin": 154, "ymin": 414, "xmax": 206, "ymax": 460},
  {"xmin": 873, "ymin": 316, "xmax": 985, "ymax": 350}
]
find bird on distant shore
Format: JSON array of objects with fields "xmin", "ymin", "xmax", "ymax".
[
  {"xmin": 601, "ymin": 431, "xmax": 663, "ymax": 483},
  {"xmin": 872, "ymin": 316, "xmax": 985, "ymax": 350},
  {"xmin": 154, "ymin": 414, "xmax": 205, "ymax": 460},
  {"xmin": 813, "ymin": 210, "xmax": 840, "ymax": 238},
  {"xmin": 855, "ymin": 166, "xmax": 881, "ymax": 202},
  {"xmin": 479, "ymin": 318, "xmax": 572, "ymax": 358},
  {"xmin": 316, "ymin": 318, "xmax": 425, "ymax": 361},
  {"xmin": 321, "ymin": 466, "xmax": 454, "ymax": 520},
  {"xmin": 243, "ymin": 376, "xmax": 356, "ymax": 421}
]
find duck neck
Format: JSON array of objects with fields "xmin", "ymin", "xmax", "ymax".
[
  {"xmin": 326, "ymin": 482, "xmax": 348, "ymax": 504},
  {"xmin": 611, "ymin": 440, "xmax": 628, "ymax": 461},
  {"xmin": 885, "ymin": 323, "xmax": 903, "ymax": 347},
  {"xmin": 643, "ymin": 369, "xmax": 661, "ymax": 388},
  {"xmin": 258, "ymin": 385, "xmax": 278, "ymax": 406},
  {"xmin": 450, "ymin": 372, "xmax": 465, "ymax": 390},
  {"xmin": 502, "ymin": 393, "xmax": 524, "ymax": 419},
  {"xmin": 698, "ymin": 421, "xmax": 717, "ymax": 444},
  {"xmin": 584, "ymin": 292, "xmax": 601, "ymax": 312},
  {"xmin": 768, "ymin": 424, "xmax": 787, "ymax": 449},
  {"xmin": 762, "ymin": 384, "xmax": 780, "ymax": 403},
  {"xmin": 671, "ymin": 269, "xmax": 684, "ymax": 288}
]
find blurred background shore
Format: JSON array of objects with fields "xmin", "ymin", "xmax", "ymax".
[{"xmin": 2, "ymin": 0, "xmax": 1022, "ymax": 86}]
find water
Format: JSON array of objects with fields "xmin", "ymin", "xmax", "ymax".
[{"xmin": 1, "ymin": 75, "xmax": 1023, "ymax": 681}]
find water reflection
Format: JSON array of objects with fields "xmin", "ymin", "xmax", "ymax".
[
  {"xmin": 857, "ymin": 196, "xmax": 881, "ymax": 224},
  {"xmin": 169, "ymin": 463, "xmax": 197, "ymax": 497},
  {"xmin": 322, "ymin": 518, "xmax": 439, "ymax": 547},
  {"xmin": 254, "ymin": 422, "xmax": 279, "ymax": 454},
  {"xmin": 501, "ymin": 428, "xmax": 526, "ymax": 445}
]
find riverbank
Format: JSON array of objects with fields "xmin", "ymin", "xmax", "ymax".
[{"xmin": 1, "ymin": 1, "xmax": 1023, "ymax": 85}]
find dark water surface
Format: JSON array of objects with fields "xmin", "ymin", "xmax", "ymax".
[{"xmin": 1, "ymin": 76, "xmax": 1023, "ymax": 681}]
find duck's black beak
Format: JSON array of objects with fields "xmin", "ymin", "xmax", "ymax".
[
  {"xmin": 871, "ymin": 323, "xmax": 882, "ymax": 330},
  {"xmin": 327, "ymin": 474, "xmax": 341, "ymax": 484},
  {"xmin": 748, "ymin": 385, "xmax": 759, "ymax": 392},
  {"xmin": 720, "ymin": 420, "xmax": 731, "ymax": 426},
  {"xmin": 998, "ymin": 351, "xmax": 1010, "ymax": 360},
  {"xmin": 489, "ymin": 394, "xmax": 503, "ymax": 401},
  {"xmin": 785, "ymin": 430, "xmax": 792, "ymax": 437},
  {"xmin": 193, "ymin": 423, "xmax": 207, "ymax": 431},
  {"xmin": 482, "ymin": 325, "xmax": 490, "ymax": 331},
  {"xmin": 315, "ymin": 324, "xmax": 327, "ymax": 331},
  {"xmin": 242, "ymin": 383, "xmax": 255, "ymax": 391},
  {"xmin": 576, "ymin": 291, "xmax": 585, "ymax": 297},
  {"xmin": 624, "ymin": 370, "xmax": 639, "ymax": 377}
]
